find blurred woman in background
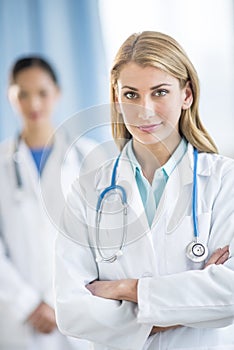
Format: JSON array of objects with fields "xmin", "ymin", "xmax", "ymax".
[{"xmin": 0, "ymin": 56, "xmax": 91, "ymax": 350}]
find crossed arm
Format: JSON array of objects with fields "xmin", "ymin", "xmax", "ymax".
[{"xmin": 86, "ymin": 246, "xmax": 229, "ymax": 334}]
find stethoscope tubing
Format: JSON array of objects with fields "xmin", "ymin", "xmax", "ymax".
[
  {"xmin": 13, "ymin": 134, "xmax": 23, "ymax": 189},
  {"xmin": 95, "ymin": 146, "xmax": 208, "ymax": 263},
  {"xmin": 95, "ymin": 155, "xmax": 128, "ymax": 263},
  {"xmin": 192, "ymin": 148, "xmax": 199, "ymax": 240}
]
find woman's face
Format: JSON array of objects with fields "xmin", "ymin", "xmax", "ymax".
[
  {"xmin": 115, "ymin": 62, "xmax": 192, "ymax": 145},
  {"xmin": 9, "ymin": 66, "xmax": 60, "ymax": 128}
]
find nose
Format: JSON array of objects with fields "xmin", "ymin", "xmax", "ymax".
[
  {"xmin": 28, "ymin": 96, "xmax": 41, "ymax": 110},
  {"xmin": 137, "ymin": 96, "xmax": 155, "ymax": 120}
]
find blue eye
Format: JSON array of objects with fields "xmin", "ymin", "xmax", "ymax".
[
  {"xmin": 153, "ymin": 89, "xmax": 168, "ymax": 97},
  {"xmin": 124, "ymin": 91, "xmax": 138, "ymax": 99}
]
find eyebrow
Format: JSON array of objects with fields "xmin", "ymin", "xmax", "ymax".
[{"xmin": 121, "ymin": 83, "xmax": 172, "ymax": 91}]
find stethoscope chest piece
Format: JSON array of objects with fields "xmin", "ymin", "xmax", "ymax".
[{"xmin": 186, "ymin": 240, "xmax": 208, "ymax": 263}]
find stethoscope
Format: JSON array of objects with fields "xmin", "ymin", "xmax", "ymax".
[
  {"xmin": 185, "ymin": 148, "xmax": 209, "ymax": 263},
  {"xmin": 95, "ymin": 154, "xmax": 128, "ymax": 263},
  {"xmin": 95, "ymin": 147, "xmax": 209, "ymax": 264},
  {"xmin": 12, "ymin": 131, "xmax": 82, "ymax": 191},
  {"xmin": 13, "ymin": 133, "xmax": 52, "ymax": 190},
  {"xmin": 13, "ymin": 134, "xmax": 24, "ymax": 196},
  {"xmin": 13, "ymin": 133, "xmax": 48, "ymax": 190}
]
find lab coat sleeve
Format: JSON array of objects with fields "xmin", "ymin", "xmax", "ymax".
[
  {"xmin": 0, "ymin": 236, "xmax": 41, "ymax": 321},
  {"xmin": 54, "ymin": 181, "xmax": 152, "ymax": 350},
  {"xmin": 137, "ymin": 161, "xmax": 234, "ymax": 328}
]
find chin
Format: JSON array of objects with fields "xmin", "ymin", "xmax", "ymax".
[
  {"xmin": 133, "ymin": 132, "xmax": 164, "ymax": 146},
  {"xmin": 136, "ymin": 136, "xmax": 160, "ymax": 146},
  {"xmin": 27, "ymin": 118, "xmax": 48, "ymax": 128}
]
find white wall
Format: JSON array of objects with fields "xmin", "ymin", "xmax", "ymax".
[{"xmin": 99, "ymin": 0, "xmax": 234, "ymax": 157}]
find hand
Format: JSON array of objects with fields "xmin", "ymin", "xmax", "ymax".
[
  {"xmin": 150, "ymin": 324, "xmax": 180, "ymax": 335},
  {"xmin": 204, "ymin": 245, "xmax": 229, "ymax": 268},
  {"xmin": 86, "ymin": 279, "xmax": 138, "ymax": 302},
  {"xmin": 86, "ymin": 246, "xmax": 230, "ymax": 301},
  {"xmin": 148, "ymin": 245, "xmax": 230, "ymax": 335},
  {"xmin": 86, "ymin": 246, "xmax": 230, "ymax": 336},
  {"xmin": 27, "ymin": 302, "xmax": 57, "ymax": 334},
  {"xmin": 86, "ymin": 280, "xmax": 122, "ymax": 300}
]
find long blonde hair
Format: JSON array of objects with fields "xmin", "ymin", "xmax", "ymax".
[{"xmin": 110, "ymin": 31, "xmax": 218, "ymax": 153}]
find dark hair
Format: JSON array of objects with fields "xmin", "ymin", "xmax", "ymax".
[{"xmin": 9, "ymin": 56, "xmax": 59, "ymax": 86}]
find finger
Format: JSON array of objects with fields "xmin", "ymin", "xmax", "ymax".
[
  {"xmin": 27, "ymin": 303, "xmax": 44, "ymax": 326},
  {"xmin": 28, "ymin": 313, "xmax": 41, "ymax": 328},
  {"xmin": 33, "ymin": 316, "xmax": 56, "ymax": 334},
  {"xmin": 150, "ymin": 325, "xmax": 180, "ymax": 335},
  {"xmin": 205, "ymin": 248, "xmax": 222, "ymax": 266},
  {"xmin": 205, "ymin": 246, "xmax": 229, "ymax": 267},
  {"xmin": 29, "ymin": 308, "xmax": 50, "ymax": 332},
  {"xmin": 30, "ymin": 313, "xmax": 44, "ymax": 330},
  {"xmin": 215, "ymin": 251, "xmax": 229, "ymax": 265},
  {"xmin": 86, "ymin": 283, "xmax": 95, "ymax": 294},
  {"xmin": 37, "ymin": 322, "xmax": 56, "ymax": 334},
  {"xmin": 220, "ymin": 245, "xmax": 229, "ymax": 254}
]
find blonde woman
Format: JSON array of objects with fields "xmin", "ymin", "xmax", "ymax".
[{"xmin": 55, "ymin": 32, "xmax": 234, "ymax": 349}]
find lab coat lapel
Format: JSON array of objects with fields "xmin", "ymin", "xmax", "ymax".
[
  {"xmin": 40, "ymin": 132, "xmax": 69, "ymax": 231},
  {"xmin": 116, "ymin": 148, "xmax": 157, "ymax": 269},
  {"xmin": 17, "ymin": 139, "xmax": 41, "ymax": 197},
  {"xmin": 40, "ymin": 133, "xmax": 63, "ymax": 191},
  {"xmin": 96, "ymin": 144, "xmax": 149, "ymax": 230},
  {"xmin": 95, "ymin": 145, "xmax": 151, "ymax": 236},
  {"xmin": 117, "ymin": 147, "xmax": 149, "ymax": 231},
  {"xmin": 165, "ymin": 143, "xmax": 211, "ymax": 233},
  {"xmin": 144, "ymin": 144, "xmax": 192, "ymax": 230}
]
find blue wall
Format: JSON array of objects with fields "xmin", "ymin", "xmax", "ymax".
[{"xmin": 0, "ymin": 0, "xmax": 109, "ymax": 141}]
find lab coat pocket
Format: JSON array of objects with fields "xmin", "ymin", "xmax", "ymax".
[
  {"xmin": 194, "ymin": 211, "xmax": 212, "ymax": 245},
  {"xmin": 166, "ymin": 212, "xmax": 211, "ymax": 240}
]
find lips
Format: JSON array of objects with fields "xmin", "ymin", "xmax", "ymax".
[
  {"xmin": 138, "ymin": 122, "xmax": 162, "ymax": 133},
  {"xmin": 29, "ymin": 112, "xmax": 41, "ymax": 119}
]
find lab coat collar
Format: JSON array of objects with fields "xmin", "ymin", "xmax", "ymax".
[
  {"xmin": 14, "ymin": 130, "xmax": 69, "ymax": 196},
  {"xmin": 95, "ymin": 141, "xmax": 213, "ymax": 232},
  {"xmin": 95, "ymin": 142, "xmax": 149, "ymax": 230},
  {"xmin": 186, "ymin": 143, "xmax": 213, "ymax": 178},
  {"xmin": 16, "ymin": 137, "xmax": 41, "ymax": 195},
  {"xmin": 96, "ymin": 141, "xmax": 140, "ymax": 193},
  {"xmin": 164, "ymin": 143, "xmax": 213, "ymax": 233},
  {"xmin": 96, "ymin": 141, "xmax": 212, "ymax": 190}
]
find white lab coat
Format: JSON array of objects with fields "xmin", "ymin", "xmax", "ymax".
[
  {"xmin": 0, "ymin": 131, "xmax": 95, "ymax": 350},
  {"xmin": 55, "ymin": 142, "xmax": 234, "ymax": 350}
]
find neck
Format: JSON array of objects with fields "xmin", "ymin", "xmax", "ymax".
[
  {"xmin": 21, "ymin": 124, "xmax": 54, "ymax": 148},
  {"xmin": 132, "ymin": 134, "xmax": 182, "ymax": 183}
]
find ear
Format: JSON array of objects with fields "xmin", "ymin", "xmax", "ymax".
[
  {"xmin": 182, "ymin": 81, "xmax": 193, "ymax": 110},
  {"xmin": 8, "ymin": 85, "xmax": 19, "ymax": 108}
]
